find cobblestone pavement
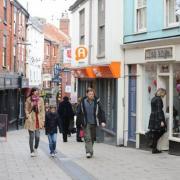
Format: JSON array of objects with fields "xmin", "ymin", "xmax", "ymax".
[{"xmin": 0, "ymin": 129, "xmax": 180, "ymax": 180}]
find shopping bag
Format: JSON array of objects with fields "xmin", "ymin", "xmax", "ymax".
[{"xmin": 80, "ymin": 129, "xmax": 84, "ymax": 138}]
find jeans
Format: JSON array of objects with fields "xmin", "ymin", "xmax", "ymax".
[
  {"xmin": 48, "ymin": 133, "xmax": 57, "ymax": 154},
  {"xmin": 29, "ymin": 130, "xmax": 40, "ymax": 153},
  {"xmin": 83, "ymin": 124, "xmax": 96, "ymax": 154}
]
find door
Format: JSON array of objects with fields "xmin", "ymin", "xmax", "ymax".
[{"xmin": 128, "ymin": 66, "xmax": 137, "ymax": 142}]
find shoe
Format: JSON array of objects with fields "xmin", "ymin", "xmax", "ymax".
[
  {"xmin": 77, "ymin": 139, "xmax": 83, "ymax": 142},
  {"xmin": 51, "ymin": 153, "xmax": 55, "ymax": 157},
  {"xmin": 54, "ymin": 150, "xmax": 57, "ymax": 155},
  {"xmin": 152, "ymin": 149, "xmax": 162, "ymax": 154},
  {"xmin": 86, "ymin": 153, "xmax": 92, "ymax": 158},
  {"xmin": 30, "ymin": 152, "xmax": 36, "ymax": 157},
  {"xmin": 34, "ymin": 149, "xmax": 38, "ymax": 156}
]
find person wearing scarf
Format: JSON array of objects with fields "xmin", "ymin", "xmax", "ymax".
[{"xmin": 25, "ymin": 88, "xmax": 45, "ymax": 157}]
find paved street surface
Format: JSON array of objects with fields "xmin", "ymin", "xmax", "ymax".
[{"xmin": 0, "ymin": 130, "xmax": 180, "ymax": 180}]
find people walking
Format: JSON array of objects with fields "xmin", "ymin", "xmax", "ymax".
[
  {"xmin": 76, "ymin": 97, "xmax": 83, "ymax": 142},
  {"xmin": 58, "ymin": 96, "xmax": 74, "ymax": 142},
  {"xmin": 45, "ymin": 104, "xmax": 61, "ymax": 157},
  {"xmin": 24, "ymin": 88, "xmax": 45, "ymax": 157},
  {"xmin": 77, "ymin": 88, "xmax": 106, "ymax": 158},
  {"xmin": 148, "ymin": 88, "xmax": 167, "ymax": 154}
]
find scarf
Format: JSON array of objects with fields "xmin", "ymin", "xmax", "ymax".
[{"xmin": 31, "ymin": 95, "xmax": 39, "ymax": 113}]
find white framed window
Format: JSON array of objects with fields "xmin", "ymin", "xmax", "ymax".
[
  {"xmin": 136, "ymin": 0, "xmax": 147, "ymax": 32},
  {"xmin": 79, "ymin": 9, "xmax": 85, "ymax": 45},
  {"xmin": 2, "ymin": 35, "xmax": 7, "ymax": 67},
  {"xmin": 165, "ymin": 0, "xmax": 180, "ymax": 27},
  {"xmin": 97, "ymin": 0, "xmax": 105, "ymax": 57},
  {"xmin": 46, "ymin": 44, "xmax": 50, "ymax": 56}
]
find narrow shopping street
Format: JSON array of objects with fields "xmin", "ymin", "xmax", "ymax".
[{"xmin": 0, "ymin": 129, "xmax": 180, "ymax": 180}]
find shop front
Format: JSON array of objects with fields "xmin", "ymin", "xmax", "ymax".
[
  {"xmin": 72, "ymin": 62, "xmax": 121, "ymax": 145},
  {"xmin": 124, "ymin": 42, "xmax": 180, "ymax": 155}
]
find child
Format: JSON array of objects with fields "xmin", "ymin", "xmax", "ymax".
[{"xmin": 45, "ymin": 105, "xmax": 61, "ymax": 157}]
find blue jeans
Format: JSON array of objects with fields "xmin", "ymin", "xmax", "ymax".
[{"xmin": 48, "ymin": 133, "xmax": 57, "ymax": 154}]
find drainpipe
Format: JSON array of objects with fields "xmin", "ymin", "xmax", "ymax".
[{"xmin": 88, "ymin": 0, "xmax": 92, "ymax": 65}]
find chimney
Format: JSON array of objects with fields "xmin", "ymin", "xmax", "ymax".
[{"xmin": 59, "ymin": 12, "xmax": 70, "ymax": 36}]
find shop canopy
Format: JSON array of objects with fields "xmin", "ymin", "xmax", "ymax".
[{"xmin": 72, "ymin": 62, "xmax": 121, "ymax": 79}]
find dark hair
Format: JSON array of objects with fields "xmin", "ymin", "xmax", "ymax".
[
  {"xmin": 30, "ymin": 87, "xmax": 38, "ymax": 96},
  {"xmin": 63, "ymin": 96, "xmax": 69, "ymax": 101},
  {"xmin": 86, "ymin": 88, "xmax": 95, "ymax": 94}
]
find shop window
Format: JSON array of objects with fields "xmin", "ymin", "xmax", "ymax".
[
  {"xmin": 165, "ymin": 0, "xmax": 180, "ymax": 27},
  {"xmin": 172, "ymin": 64, "xmax": 180, "ymax": 137},
  {"xmin": 143, "ymin": 64, "xmax": 157, "ymax": 131},
  {"xmin": 136, "ymin": 0, "xmax": 147, "ymax": 32}
]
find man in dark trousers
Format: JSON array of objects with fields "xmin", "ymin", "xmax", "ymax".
[
  {"xmin": 77, "ymin": 88, "xmax": 106, "ymax": 158},
  {"xmin": 58, "ymin": 96, "xmax": 74, "ymax": 142}
]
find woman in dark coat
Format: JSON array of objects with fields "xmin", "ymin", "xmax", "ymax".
[
  {"xmin": 58, "ymin": 96, "xmax": 74, "ymax": 142},
  {"xmin": 148, "ymin": 88, "xmax": 167, "ymax": 154}
]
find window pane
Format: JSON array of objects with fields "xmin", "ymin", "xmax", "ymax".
[
  {"xmin": 176, "ymin": 0, "xmax": 180, "ymax": 22},
  {"xmin": 169, "ymin": 0, "xmax": 175, "ymax": 23},
  {"xmin": 137, "ymin": 7, "xmax": 146, "ymax": 30}
]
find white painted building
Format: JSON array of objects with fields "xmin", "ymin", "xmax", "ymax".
[
  {"xmin": 69, "ymin": 0, "xmax": 124, "ymax": 145},
  {"xmin": 26, "ymin": 17, "xmax": 44, "ymax": 88}
]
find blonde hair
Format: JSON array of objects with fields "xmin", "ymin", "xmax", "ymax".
[{"xmin": 155, "ymin": 88, "xmax": 166, "ymax": 97}]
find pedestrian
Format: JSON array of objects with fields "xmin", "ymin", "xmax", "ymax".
[
  {"xmin": 45, "ymin": 102, "xmax": 50, "ymax": 112},
  {"xmin": 76, "ymin": 97, "xmax": 83, "ymax": 142},
  {"xmin": 24, "ymin": 88, "xmax": 45, "ymax": 157},
  {"xmin": 58, "ymin": 96, "xmax": 74, "ymax": 142},
  {"xmin": 77, "ymin": 88, "xmax": 106, "ymax": 158},
  {"xmin": 45, "ymin": 104, "xmax": 61, "ymax": 157},
  {"xmin": 148, "ymin": 88, "xmax": 167, "ymax": 154}
]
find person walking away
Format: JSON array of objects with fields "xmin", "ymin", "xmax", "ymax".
[
  {"xmin": 58, "ymin": 96, "xmax": 74, "ymax": 142},
  {"xmin": 77, "ymin": 88, "xmax": 106, "ymax": 158},
  {"xmin": 76, "ymin": 97, "xmax": 83, "ymax": 142},
  {"xmin": 45, "ymin": 105, "xmax": 61, "ymax": 157},
  {"xmin": 25, "ymin": 88, "xmax": 45, "ymax": 157},
  {"xmin": 148, "ymin": 88, "xmax": 167, "ymax": 154}
]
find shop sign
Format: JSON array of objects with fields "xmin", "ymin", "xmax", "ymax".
[
  {"xmin": 145, "ymin": 46, "xmax": 174, "ymax": 61},
  {"xmin": 65, "ymin": 85, "xmax": 71, "ymax": 93}
]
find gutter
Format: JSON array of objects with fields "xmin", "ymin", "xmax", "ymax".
[{"xmin": 88, "ymin": 0, "xmax": 92, "ymax": 65}]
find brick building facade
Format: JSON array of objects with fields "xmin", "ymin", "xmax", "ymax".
[{"xmin": 0, "ymin": 0, "xmax": 29, "ymax": 129}]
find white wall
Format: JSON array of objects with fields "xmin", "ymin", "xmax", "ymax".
[{"xmin": 26, "ymin": 21, "xmax": 44, "ymax": 88}]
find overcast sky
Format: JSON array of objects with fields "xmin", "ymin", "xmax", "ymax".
[{"xmin": 18, "ymin": 0, "xmax": 76, "ymax": 27}]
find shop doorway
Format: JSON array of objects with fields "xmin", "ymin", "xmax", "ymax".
[{"xmin": 157, "ymin": 74, "xmax": 169, "ymax": 150}]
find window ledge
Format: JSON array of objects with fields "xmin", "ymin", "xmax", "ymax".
[
  {"xmin": 163, "ymin": 25, "xmax": 180, "ymax": 30},
  {"xmin": 133, "ymin": 30, "xmax": 147, "ymax": 35},
  {"xmin": 96, "ymin": 54, "xmax": 105, "ymax": 59}
]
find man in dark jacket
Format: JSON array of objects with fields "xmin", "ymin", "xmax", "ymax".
[
  {"xmin": 148, "ymin": 88, "xmax": 166, "ymax": 154},
  {"xmin": 77, "ymin": 88, "xmax": 106, "ymax": 158},
  {"xmin": 45, "ymin": 105, "xmax": 61, "ymax": 157},
  {"xmin": 58, "ymin": 96, "xmax": 74, "ymax": 142}
]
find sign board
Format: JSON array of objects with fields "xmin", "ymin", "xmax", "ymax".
[
  {"xmin": 145, "ymin": 46, "xmax": 174, "ymax": 61},
  {"xmin": 52, "ymin": 64, "xmax": 61, "ymax": 82},
  {"xmin": 63, "ymin": 48, "xmax": 71, "ymax": 64},
  {"xmin": 0, "ymin": 114, "xmax": 8, "ymax": 139}
]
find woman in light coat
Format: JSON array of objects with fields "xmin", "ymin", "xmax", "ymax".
[{"xmin": 25, "ymin": 88, "xmax": 45, "ymax": 157}]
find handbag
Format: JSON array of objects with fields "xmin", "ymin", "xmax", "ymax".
[{"xmin": 79, "ymin": 129, "xmax": 84, "ymax": 138}]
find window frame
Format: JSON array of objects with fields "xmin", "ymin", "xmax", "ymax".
[
  {"xmin": 135, "ymin": 0, "xmax": 147, "ymax": 33},
  {"xmin": 164, "ymin": 0, "xmax": 180, "ymax": 28}
]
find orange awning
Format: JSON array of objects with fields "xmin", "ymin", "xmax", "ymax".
[{"xmin": 72, "ymin": 62, "xmax": 121, "ymax": 79}]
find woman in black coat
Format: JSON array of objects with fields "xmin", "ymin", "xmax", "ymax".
[
  {"xmin": 148, "ymin": 88, "xmax": 167, "ymax": 154},
  {"xmin": 58, "ymin": 96, "xmax": 74, "ymax": 142}
]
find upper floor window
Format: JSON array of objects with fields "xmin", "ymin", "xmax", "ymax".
[
  {"xmin": 46, "ymin": 44, "xmax": 50, "ymax": 56},
  {"xmin": 14, "ymin": 8, "xmax": 17, "ymax": 34},
  {"xmin": 136, "ymin": 0, "xmax": 147, "ymax": 32},
  {"xmin": 165, "ymin": 0, "xmax": 180, "ymax": 27},
  {"xmin": 3, "ymin": 35, "xmax": 7, "ymax": 67},
  {"xmin": 79, "ymin": 9, "xmax": 85, "ymax": 45},
  {"xmin": 3, "ymin": 0, "xmax": 7, "ymax": 22},
  {"xmin": 98, "ymin": 0, "xmax": 105, "ymax": 57},
  {"xmin": 52, "ymin": 46, "xmax": 56, "ymax": 57}
]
